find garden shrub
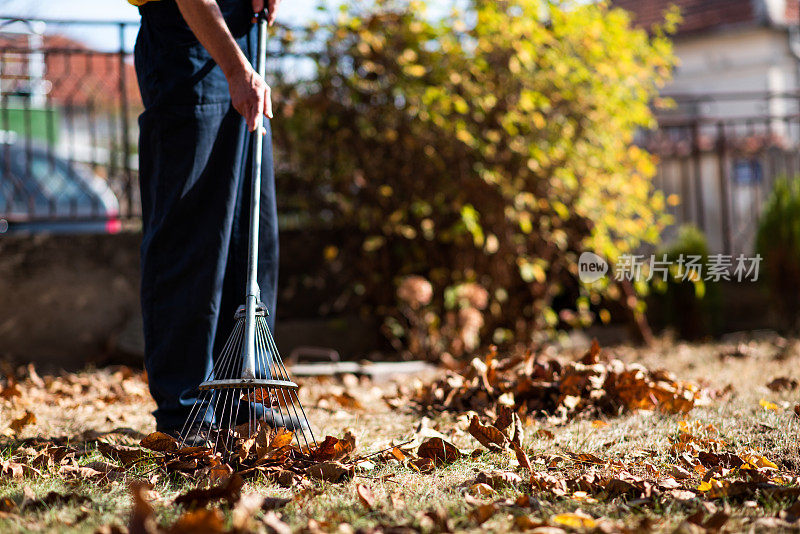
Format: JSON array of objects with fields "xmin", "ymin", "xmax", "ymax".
[
  {"xmin": 756, "ymin": 178, "xmax": 800, "ymax": 330},
  {"xmin": 649, "ymin": 224, "xmax": 718, "ymax": 339},
  {"xmin": 271, "ymin": 0, "xmax": 676, "ymax": 357}
]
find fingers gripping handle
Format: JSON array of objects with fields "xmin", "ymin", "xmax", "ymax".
[{"xmin": 242, "ymin": 16, "xmax": 270, "ymax": 380}]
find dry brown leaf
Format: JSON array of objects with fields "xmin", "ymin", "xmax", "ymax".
[
  {"xmin": 174, "ymin": 474, "xmax": 243, "ymax": 509},
  {"xmin": 9, "ymin": 411, "xmax": 36, "ymax": 433},
  {"xmin": 262, "ymin": 495, "xmax": 292, "ymax": 511},
  {"xmin": 537, "ymin": 429, "xmax": 554, "ymax": 440},
  {"xmin": 306, "ymin": 461, "xmax": 353, "ymax": 482},
  {"xmin": 356, "ymin": 484, "xmax": 375, "ymax": 509},
  {"xmin": 140, "ymin": 431, "xmax": 178, "ymax": 452},
  {"xmin": 269, "ymin": 428, "xmax": 295, "ymax": 449},
  {"xmin": 128, "ymin": 481, "xmax": 158, "ymax": 534},
  {"xmin": 494, "ymin": 405, "xmax": 514, "ymax": 432},
  {"xmin": 0, "ymin": 460, "xmax": 25, "ymax": 479},
  {"xmin": 468, "ymin": 482, "xmax": 495, "ymax": 497},
  {"xmin": 470, "ymin": 503, "xmax": 497, "ymax": 525},
  {"xmin": 311, "ymin": 432, "xmax": 356, "ymax": 462},
  {"xmin": 513, "ymin": 516, "xmax": 548, "ymax": 530},
  {"xmin": 417, "ymin": 437, "xmax": 461, "ymax": 465},
  {"xmin": 659, "ymin": 477, "xmax": 682, "ymax": 490},
  {"xmin": 167, "ymin": 508, "xmax": 226, "ymax": 534},
  {"xmin": 318, "ymin": 392, "xmax": 364, "ymax": 410},
  {"xmin": 468, "ymin": 416, "xmax": 507, "ymax": 451},
  {"xmin": 580, "ymin": 339, "xmax": 601, "ymax": 364},
  {"xmin": 767, "ymin": 377, "xmax": 798, "ymax": 392},
  {"xmin": 388, "ymin": 447, "xmax": 407, "ymax": 462},
  {"xmin": 98, "ymin": 441, "xmax": 149, "ymax": 467},
  {"xmin": 669, "ymin": 465, "xmax": 693, "ymax": 480},
  {"xmin": 511, "ymin": 442, "xmax": 532, "ymax": 475},
  {"xmin": 0, "ymin": 375, "xmax": 21, "ymax": 400}
]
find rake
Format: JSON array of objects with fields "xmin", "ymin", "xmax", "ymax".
[{"xmin": 179, "ymin": 11, "xmax": 316, "ymax": 456}]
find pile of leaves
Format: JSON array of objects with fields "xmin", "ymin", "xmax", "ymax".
[
  {"xmin": 133, "ymin": 425, "xmax": 362, "ymax": 487},
  {"xmin": 394, "ymin": 341, "xmax": 703, "ymax": 423}
]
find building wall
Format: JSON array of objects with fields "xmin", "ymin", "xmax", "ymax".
[
  {"xmin": 652, "ymin": 27, "xmax": 800, "ymax": 254},
  {"xmin": 666, "ymin": 28, "xmax": 800, "ymax": 129}
]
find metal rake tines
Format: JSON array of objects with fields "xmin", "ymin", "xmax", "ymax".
[{"xmin": 179, "ymin": 305, "xmax": 316, "ymax": 456}]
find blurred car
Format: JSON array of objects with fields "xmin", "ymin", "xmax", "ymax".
[{"xmin": 0, "ymin": 142, "xmax": 121, "ymax": 235}]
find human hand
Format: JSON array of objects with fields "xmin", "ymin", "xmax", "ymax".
[
  {"xmin": 228, "ymin": 65, "xmax": 272, "ymax": 131},
  {"xmin": 252, "ymin": 0, "xmax": 281, "ymax": 26}
]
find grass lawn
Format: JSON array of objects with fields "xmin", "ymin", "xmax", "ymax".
[{"xmin": 1, "ymin": 337, "xmax": 800, "ymax": 533}]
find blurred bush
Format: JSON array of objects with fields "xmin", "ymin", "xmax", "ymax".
[
  {"xmin": 756, "ymin": 178, "xmax": 800, "ymax": 331},
  {"xmin": 649, "ymin": 225, "xmax": 718, "ymax": 339},
  {"xmin": 271, "ymin": 0, "xmax": 675, "ymax": 358}
]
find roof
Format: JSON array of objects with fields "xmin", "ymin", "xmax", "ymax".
[
  {"xmin": 0, "ymin": 33, "xmax": 140, "ymax": 108},
  {"xmin": 610, "ymin": 0, "xmax": 799, "ymax": 36}
]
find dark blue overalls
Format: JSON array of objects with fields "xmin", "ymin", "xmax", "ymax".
[{"xmin": 134, "ymin": 0, "xmax": 278, "ymax": 432}]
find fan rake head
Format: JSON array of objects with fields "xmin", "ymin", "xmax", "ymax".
[{"xmin": 179, "ymin": 305, "xmax": 316, "ymax": 457}]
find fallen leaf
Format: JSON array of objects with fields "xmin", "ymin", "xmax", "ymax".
[
  {"xmin": 140, "ymin": 431, "xmax": 178, "ymax": 452},
  {"xmin": 468, "ymin": 416, "xmax": 507, "ymax": 451},
  {"xmin": 767, "ymin": 377, "xmax": 798, "ymax": 392},
  {"xmin": 9, "ymin": 411, "xmax": 36, "ymax": 433},
  {"xmin": 173, "ymin": 474, "xmax": 243, "ymax": 509},
  {"xmin": 470, "ymin": 503, "xmax": 497, "ymax": 525},
  {"xmin": 418, "ymin": 437, "xmax": 461, "ymax": 464},
  {"xmin": 0, "ymin": 460, "xmax": 25, "ymax": 479},
  {"xmin": 167, "ymin": 508, "xmax": 226, "ymax": 534},
  {"xmin": 0, "ymin": 376, "xmax": 21, "ymax": 400},
  {"xmin": 669, "ymin": 465, "xmax": 693, "ymax": 480},
  {"xmin": 356, "ymin": 484, "xmax": 375, "ymax": 509},
  {"xmin": 513, "ymin": 516, "xmax": 548, "ymax": 530},
  {"xmin": 98, "ymin": 441, "xmax": 150, "ymax": 467},
  {"xmin": 552, "ymin": 512, "xmax": 596, "ymax": 529},
  {"xmin": 537, "ymin": 429, "xmax": 554, "ymax": 440},
  {"xmin": 388, "ymin": 447, "xmax": 407, "ymax": 462},
  {"xmin": 128, "ymin": 481, "xmax": 157, "ymax": 534},
  {"xmin": 494, "ymin": 405, "xmax": 514, "ymax": 431},
  {"xmin": 311, "ymin": 432, "xmax": 355, "ymax": 462},
  {"xmin": 511, "ymin": 442, "xmax": 532, "ymax": 475},
  {"xmin": 468, "ymin": 483, "xmax": 495, "ymax": 496},
  {"xmin": 306, "ymin": 461, "xmax": 353, "ymax": 482},
  {"xmin": 760, "ymin": 399, "xmax": 780, "ymax": 411}
]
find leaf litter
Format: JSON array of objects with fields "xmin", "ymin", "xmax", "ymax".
[{"xmin": 2, "ymin": 342, "xmax": 800, "ymax": 532}]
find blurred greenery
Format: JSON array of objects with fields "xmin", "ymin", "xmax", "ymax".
[
  {"xmin": 271, "ymin": 0, "xmax": 676, "ymax": 356},
  {"xmin": 756, "ymin": 177, "xmax": 800, "ymax": 331},
  {"xmin": 650, "ymin": 224, "xmax": 719, "ymax": 339}
]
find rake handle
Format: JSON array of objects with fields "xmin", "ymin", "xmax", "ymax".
[{"xmin": 242, "ymin": 12, "xmax": 269, "ymax": 380}]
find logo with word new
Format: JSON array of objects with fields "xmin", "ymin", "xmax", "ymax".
[{"xmin": 578, "ymin": 252, "xmax": 608, "ymax": 283}]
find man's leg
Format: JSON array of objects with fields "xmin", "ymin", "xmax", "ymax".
[{"xmin": 139, "ymin": 103, "xmax": 247, "ymax": 431}]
